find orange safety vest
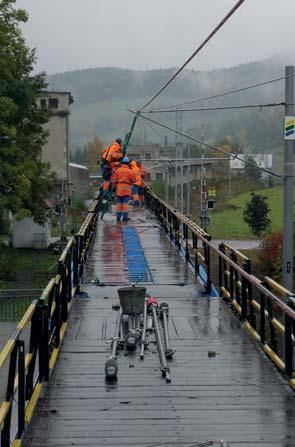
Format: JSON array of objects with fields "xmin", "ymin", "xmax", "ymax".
[
  {"xmin": 102, "ymin": 142, "xmax": 123, "ymax": 164},
  {"xmin": 113, "ymin": 164, "xmax": 135, "ymax": 197},
  {"xmin": 130, "ymin": 161, "xmax": 141, "ymax": 186},
  {"xmin": 138, "ymin": 163, "xmax": 146, "ymax": 187}
]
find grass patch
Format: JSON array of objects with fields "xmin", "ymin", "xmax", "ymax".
[
  {"xmin": 0, "ymin": 246, "xmax": 59, "ymax": 290},
  {"xmin": 209, "ymin": 185, "xmax": 288, "ymax": 239}
]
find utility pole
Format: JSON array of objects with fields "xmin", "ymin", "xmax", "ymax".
[
  {"xmin": 283, "ymin": 66, "xmax": 295, "ymax": 292},
  {"xmin": 164, "ymin": 165, "xmax": 169, "ymax": 203},
  {"xmin": 199, "ymin": 124, "xmax": 210, "ymax": 229},
  {"xmin": 187, "ymin": 144, "xmax": 191, "ymax": 215},
  {"xmin": 228, "ymin": 159, "xmax": 232, "ymax": 198},
  {"xmin": 174, "ymin": 110, "xmax": 184, "ymax": 212}
]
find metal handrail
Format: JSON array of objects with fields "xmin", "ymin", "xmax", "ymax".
[
  {"xmin": 0, "ymin": 195, "xmax": 100, "ymax": 446},
  {"xmin": 145, "ymin": 188, "xmax": 295, "ymax": 389}
]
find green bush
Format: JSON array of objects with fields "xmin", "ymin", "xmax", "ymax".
[{"xmin": 0, "ymin": 252, "xmax": 16, "ymax": 281}]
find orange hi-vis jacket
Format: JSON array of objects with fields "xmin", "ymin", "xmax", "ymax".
[
  {"xmin": 138, "ymin": 163, "xmax": 146, "ymax": 187},
  {"xmin": 102, "ymin": 141, "xmax": 123, "ymax": 164},
  {"xmin": 130, "ymin": 161, "xmax": 141, "ymax": 186},
  {"xmin": 113, "ymin": 164, "xmax": 136, "ymax": 197}
]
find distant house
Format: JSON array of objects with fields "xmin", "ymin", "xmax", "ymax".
[
  {"xmin": 12, "ymin": 92, "xmax": 76, "ymax": 248},
  {"xmin": 128, "ymin": 144, "xmax": 212, "ymax": 184},
  {"xmin": 39, "ymin": 91, "xmax": 74, "ymax": 197}
]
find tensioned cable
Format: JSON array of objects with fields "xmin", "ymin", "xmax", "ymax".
[
  {"xmin": 237, "ymin": 106, "xmax": 262, "ymax": 152},
  {"xmin": 151, "ymin": 73, "xmax": 294, "ymax": 111},
  {"xmin": 142, "ymin": 102, "xmax": 285, "ymax": 114},
  {"xmin": 139, "ymin": 0, "xmax": 246, "ymax": 112},
  {"xmin": 142, "ymin": 116, "xmax": 166, "ymax": 140},
  {"xmin": 127, "ymin": 109, "xmax": 282, "ymax": 179}
]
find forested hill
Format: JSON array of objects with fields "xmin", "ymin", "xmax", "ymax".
[{"xmin": 47, "ymin": 53, "xmax": 291, "ymax": 151}]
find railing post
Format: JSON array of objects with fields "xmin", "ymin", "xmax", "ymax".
[
  {"xmin": 259, "ymin": 291, "xmax": 266, "ymax": 345},
  {"xmin": 40, "ymin": 304, "xmax": 49, "ymax": 382},
  {"xmin": 164, "ymin": 207, "xmax": 168, "ymax": 234},
  {"xmin": 53, "ymin": 281, "xmax": 61, "ymax": 348},
  {"xmin": 244, "ymin": 259, "xmax": 255, "ymax": 329},
  {"xmin": 73, "ymin": 235, "xmax": 79, "ymax": 291},
  {"xmin": 231, "ymin": 253, "xmax": 240, "ymax": 305},
  {"xmin": 193, "ymin": 233, "xmax": 199, "ymax": 275},
  {"xmin": 284, "ymin": 295, "xmax": 295, "ymax": 378},
  {"xmin": 26, "ymin": 306, "xmax": 39, "ymax": 400},
  {"xmin": 67, "ymin": 250, "xmax": 73, "ymax": 302},
  {"xmin": 17, "ymin": 340, "xmax": 25, "ymax": 440},
  {"xmin": 1, "ymin": 344, "xmax": 17, "ymax": 447},
  {"xmin": 36, "ymin": 303, "xmax": 45, "ymax": 383},
  {"xmin": 58, "ymin": 261, "xmax": 68, "ymax": 322},
  {"xmin": 205, "ymin": 236, "xmax": 212, "ymax": 295},
  {"xmin": 263, "ymin": 282, "xmax": 277, "ymax": 352},
  {"xmin": 169, "ymin": 212, "xmax": 173, "ymax": 242},
  {"xmin": 229, "ymin": 251, "xmax": 234, "ymax": 303},
  {"xmin": 175, "ymin": 217, "xmax": 180, "ymax": 250},
  {"xmin": 184, "ymin": 225, "xmax": 190, "ymax": 261},
  {"xmin": 79, "ymin": 235, "xmax": 85, "ymax": 284},
  {"xmin": 218, "ymin": 243, "xmax": 225, "ymax": 297},
  {"xmin": 241, "ymin": 273, "xmax": 248, "ymax": 321}
]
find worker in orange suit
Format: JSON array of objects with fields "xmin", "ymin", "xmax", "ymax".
[
  {"xmin": 137, "ymin": 160, "xmax": 146, "ymax": 205},
  {"xmin": 130, "ymin": 160, "xmax": 141, "ymax": 207},
  {"xmin": 101, "ymin": 138, "xmax": 123, "ymax": 168},
  {"xmin": 112, "ymin": 157, "xmax": 136, "ymax": 222}
]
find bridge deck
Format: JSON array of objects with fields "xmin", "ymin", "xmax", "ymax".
[{"xmin": 24, "ymin": 210, "xmax": 295, "ymax": 447}]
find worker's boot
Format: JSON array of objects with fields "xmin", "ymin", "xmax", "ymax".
[{"xmin": 122, "ymin": 212, "xmax": 130, "ymax": 222}]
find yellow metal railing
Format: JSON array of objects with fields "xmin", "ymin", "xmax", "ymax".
[{"xmin": 0, "ymin": 197, "xmax": 100, "ymax": 446}]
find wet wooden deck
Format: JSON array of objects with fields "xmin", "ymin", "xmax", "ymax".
[{"xmin": 24, "ymin": 210, "xmax": 295, "ymax": 447}]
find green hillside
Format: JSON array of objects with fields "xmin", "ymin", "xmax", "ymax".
[
  {"xmin": 209, "ymin": 185, "xmax": 289, "ymax": 239},
  {"xmin": 47, "ymin": 54, "xmax": 289, "ymax": 151}
]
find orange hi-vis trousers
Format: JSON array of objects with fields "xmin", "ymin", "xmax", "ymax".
[
  {"xmin": 116, "ymin": 196, "xmax": 129, "ymax": 221},
  {"xmin": 132, "ymin": 185, "xmax": 140, "ymax": 206},
  {"xmin": 138, "ymin": 186, "xmax": 145, "ymax": 204}
]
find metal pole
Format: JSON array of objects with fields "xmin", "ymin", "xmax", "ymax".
[
  {"xmin": 175, "ymin": 110, "xmax": 184, "ymax": 212},
  {"xmin": 105, "ymin": 309, "xmax": 121, "ymax": 379},
  {"xmin": 283, "ymin": 66, "xmax": 294, "ymax": 292},
  {"xmin": 228, "ymin": 160, "xmax": 232, "ymax": 198},
  {"xmin": 160, "ymin": 303, "xmax": 174, "ymax": 359},
  {"xmin": 164, "ymin": 166, "xmax": 169, "ymax": 203},
  {"xmin": 174, "ymin": 145, "xmax": 177, "ymax": 207},
  {"xmin": 187, "ymin": 145, "xmax": 191, "ymax": 215},
  {"xmin": 151, "ymin": 304, "xmax": 171, "ymax": 382},
  {"xmin": 140, "ymin": 300, "xmax": 148, "ymax": 359}
]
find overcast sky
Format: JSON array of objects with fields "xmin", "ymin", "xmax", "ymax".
[{"xmin": 17, "ymin": 0, "xmax": 295, "ymax": 75}]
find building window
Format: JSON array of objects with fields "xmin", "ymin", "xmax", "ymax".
[
  {"xmin": 40, "ymin": 99, "xmax": 47, "ymax": 109},
  {"xmin": 156, "ymin": 172, "xmax": 163, "ymax": 181},
  {"xmin": 145, "ymin": 173, "xmax": 151, "ymax": 182},
  {"xmin": 48, "ymin": 98, "xmax": 59, "ymax": 108}
]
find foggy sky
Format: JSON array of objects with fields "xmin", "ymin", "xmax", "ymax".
[{"xmin": 17, "ymin": 0, "xmax": 295, "ymax": 75}]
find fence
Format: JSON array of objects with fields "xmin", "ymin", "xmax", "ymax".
[
  {"xmin": 145, "ymin": 188, "xmax": 295, "ymax": 388},
  {"xmin": 0, "ymin": 196, "xmax": 99, "ymax": 447}
]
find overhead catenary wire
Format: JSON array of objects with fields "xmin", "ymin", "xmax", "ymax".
[
  {"xmin": 238, "ymin": 106, "xmax": 262, "ymax": 152},
  {"xmin": 127, "ymin": 109, "xmax": 282, "ymax": 179},
  {"xmin": 143, "ymin": 116, "xmax": 166, "ymax": 140},
  {"xmin": 142, "ymin": 102, "xmax": 285, "ymax": 114},
  {"xmin": 150, "ymin": 73, "xmax": 295, "ymax": 111},
  {"xmin": 139, "ymin": 0, "xmax": 246, "ymax": 112}
]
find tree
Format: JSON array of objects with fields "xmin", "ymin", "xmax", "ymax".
[
  {"xmin": 243, "ymin": 193, "xmax": 271, "ymax": 237},
  {"xmin": 87, "ymin": 136, "xmax": 104, "ymax": 173},
  {"xmin": 256, "ymin": 231, "xmax": 283, "ymax": 281},
  {"xmin": 0, "ymin": 0, "xmax": 56, "ymax": 224}
]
